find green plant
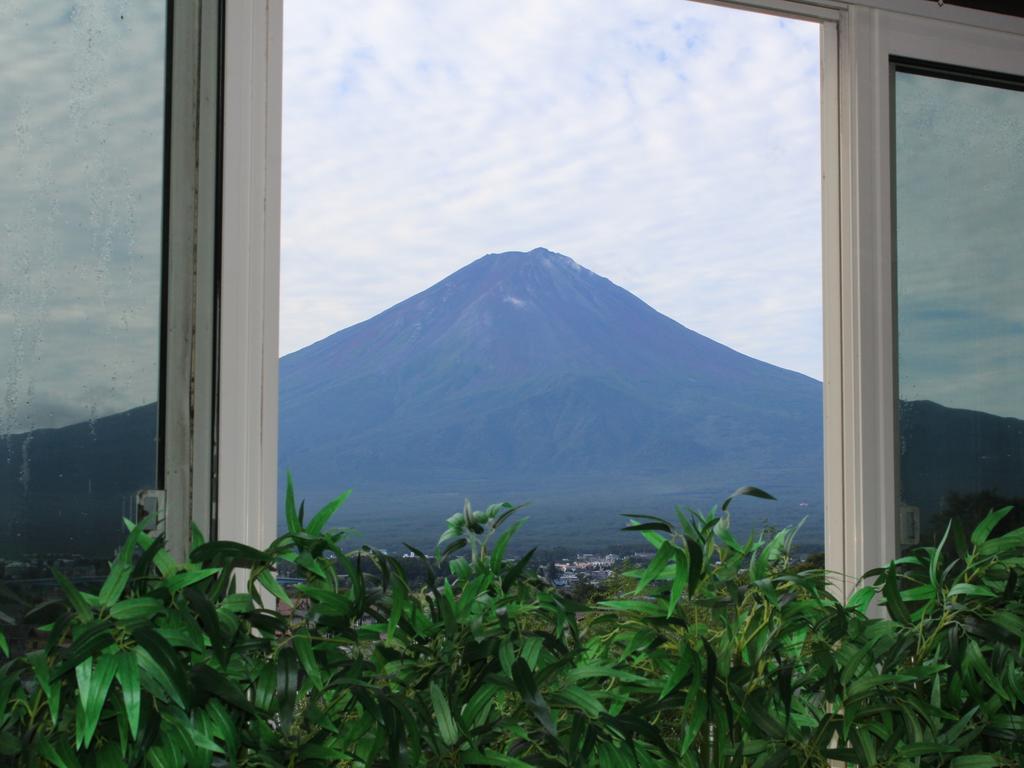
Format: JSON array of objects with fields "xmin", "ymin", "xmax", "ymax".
[
  {"xmin": 1, "ymin": 481, "xmax": 1023, "ymax": 766},
  {"xmin": 583, "ymin": 494, "xmax": 1024, "ymax": 766}
]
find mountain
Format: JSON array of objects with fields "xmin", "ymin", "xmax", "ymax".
[
  {"xmin": 899, "ymin": 399, "xmax": 1024, "ymax": 544},
  {"xmin": 279, "ymin": 248, "xmax": 824, "ymax": 552},
  {"xmin": 5, "ymin": 248, "xmax": 1022, "ymax": 559},
  {"xmin": 0, "ymin": 403, "xmax": 157, "ymax": 559}
]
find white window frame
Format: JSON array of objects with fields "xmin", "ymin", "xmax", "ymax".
[
  {"xmin": 163, "ymin": 0, "xmax": 222, "ymax": 560},
  {"xmin": 841, "ymin": 3, "xmax": 1024, "ymax": 585},
  {"xmin": 212, "ymin": 0, "xmax": 1024, "ymax": 598},
  {"xmin": 217, "ymin": 0, "xmax": 283, "ymax": 554}
]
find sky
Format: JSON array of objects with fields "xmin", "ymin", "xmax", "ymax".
[
  {"xmin": 894, "ymin": 71, "xmax": 1024, "ymax": 420},
  {"xmin": 281, "ymin": 0, "xmax": 824, "ymax": 380},
  {"xmin": 0, "ymin": 0, "xmax": 827, "ymax": 436},
  {"xmin": 0, "ymin": 1, "xmax": 165, "ymax": 434}
]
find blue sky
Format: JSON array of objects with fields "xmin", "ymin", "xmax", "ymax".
[{"xmin": 281, "ymin": 0, "xmax": 824, "ymax": 380}]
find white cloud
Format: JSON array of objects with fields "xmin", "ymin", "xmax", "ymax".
[{"xmin": 281, "ymin": 1, "xmax": 823, "ymax": 379}]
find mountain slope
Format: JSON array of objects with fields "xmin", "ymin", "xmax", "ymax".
[
  {"xmin": 0, "ymin": 403, "xmax": 157, "ymax": 558},
  {"xmin": 899, "ymin": 399, "xmax": 1024, "ymax": 543},
  {"xmin": 279, "ymin": 248, "xmax": 824, "ymax": 550}
]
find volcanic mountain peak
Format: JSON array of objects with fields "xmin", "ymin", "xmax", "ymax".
[
  {"xmin": 487, "ymin": 246, "xmax": 583, "ymax": 270},
  {"xmin": 432, "ymin": 247, "xmax": 595, "ymax": 302},
  {"xmin": 275, "ymin": 246, "xmax": 826, "ymax": 550}
]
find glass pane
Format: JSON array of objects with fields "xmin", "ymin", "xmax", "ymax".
[
  {"xmin": 0, "ymin": 2, "xmax": 167, "ymax": 652},
  {"xmin": 280, "ymin": 2, "xmax": 824, "ymax": 572},
  {"xmin": 894, "ymin": 67, "xmax": 1024, "ymax": 548}
]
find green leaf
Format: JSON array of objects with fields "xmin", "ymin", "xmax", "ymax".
[
  {"xmin": 26, "ymin": 650, "xmax": 59, "ymax": 724},
  {"xmin": 132, "ymin": 626, "xmax": 187, "ymax": 708},
  {"xmin": 639, "ymin": 528, "xmax": 668, "ymax": 549},
  {"xmin": 900, "ymin": 584, "xmax": 936, "ymax": 602},
  {"xmin": 722, "ymin": 486, "xmax": 776, "ymax": 511},
  {"xmin": 686, "ymin": 536, "xmax": 704, "ymax": 596},
  {"xmin": 635, "ymin": 541, "xmax": 673, "ymax": 593},
  {"xmin": 163, "ymin": 567, "xmax": 221, "ymax": 593},
  {"xmin": 971, "ymin": 507, "xmax": 1012, "ymax": 547},
  {"xmin": 81, "ymin": 653, "xmax": 117, "ymax": 748},
  {"xmin": 430, "ymin": 681, "xmax": 460, "ymax": 747},
  {"xmin": 751, "ymin": 528, "xmax": 788, "ymax": 582},
  {"xmin": 850, "ymin": 727, "xmax": 877, "ymax": 766},
  {"xmin": 190, "ymin": 541, "xmax": 271, "ymax": 567},
  {"xmin": 964, "ymin": 639, "xmax": 1007, "ymax": 698},
  {"xmin": 190, "ymin": 521, "xmax": 206, "ymax": 548},
  {"xmin": 98, "ymin": 561, "xmax": 131, "ymax": 607},
  {"xmin": 293, "ymin": 632, "xmax": 324, "ymax": 691},
  {"xmin": 462, "ymin": 682, "xmax": 501, "ymax": 729},
  {"xmin": 990, "ymin": 609, "xmax": 1024, "ymax": 639},
  {"xmin": 659, "ymin": 654, "xmax": 692, "ymax": 700},
  {"xmin": 109, "ymin": 597, "xmax": 164, "ymax": 622},
  {"xmin": 668, "ymin": 546, "xmax": 688, "ymax": 617},
  {"xmin": 501, "ymin": 547, "xmax": 536, "ymax": 591},
  {"xmin": 387, "ymin": 579, "xmax": 407, "ymax": 641},
  {"xmin": 285, "ymin": 471, "xmax": 300, "ymax": 534},
  {"xmin": 191, "ymin": 664, "xmax": 255, "ymax": 714},
  {"xmin": 951, "ymin": 757, "xmax": 1001, "ymax": 768},
  {"xmin": 0, "ymin": 733, "xmax": 20, "ymax": 757},
  {"xmin": 74, "ymin": 659, "xmax": 92, "ymax": 750},
  {"xmin": 36, "ymin": 740, "xmax": 79, "ymax": 768},
  {"xmin": 597, "ymin": 599, "xmax": 666, "ymax": 616},
  {"xmin": 53, "ymin": 568, "xmax": 92, "ymax": 622},
  {"xmin": 551, "ymin": 686, "xmax": 605, "ymax": 717},
  {"xmin": 498, "ymin": 639, "xmax": 515, "ymax": 677},
  {"xmin": 490, "ymin": 520, "xmax": 525, "ymax": 567},
  {"xmin": 621, "ymin": 521, "xmax": 673, "ymax": 533},
  {"xmin": 930, "ymin": 523, "xmax": 951, "ymax": 589},
  {"xmin": 512, "ymin": 657, "xmax": 557, "ymax": 738},
  {"xmin": 306, "ymin": 489, "xmax": 352, "ymax": 535},
  {"xmin": 254, "ymin": 664, "xmax": 276, "ymax": 712},
  {"xmin": 460, "ymin": 749, "xmax": 534, "ymax": 767},
  {"xmin": 124, "ymin": 521, "xmax": 178, "ymax": 577},
  {"xmin": 277, "ymin": 647, "xmax": 299, "ymax": 730},
  {"xmin": 949, "ymin": 583, "xmax": 997, "ymax": 599},
  {"xmin": 116, "ymin": 652, "xmax": 141, "ymax": 739},
  {"xmin": 882, "ymin": 564, "xmax": 913, "ymax": 625},
  {"xmin": 219, "ymin": 593, "xmax": 254, "ymax": 613},
  {"xmin": 847, "ymin": 585, "xmax": 876, "ymax": 613},
  {"xmin": 255, "ymin": 568, "xmax": 292, "ymax": 607}
]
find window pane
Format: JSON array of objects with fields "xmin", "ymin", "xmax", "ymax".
[
  {"xmin": 0, "ymin": 2, "xmax": 167, "ymax": 652},
  {"xmin": 894, "ymin": 67, "xmax": 1024, "ymax": 548}
]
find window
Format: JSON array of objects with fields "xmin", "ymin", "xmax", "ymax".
[
  {"xmin": 841, "ymin": 5, "xmax": 1024, "ymax": 581},
  {"xmin": 7, "ymin": 0, "xmax": 1024, "ymax": 640},
  {"xmin": 278, "ymin": 1, "xmax": 829, "ymax": 569},
  {"xmin": 0, "ymin": 1, "xmax": 167, "ymax": 653},
  {"xmin": 0, "ymin": 0, "xmax": 223, "ymax": 653},
  {"xmin": 893, "ymin": 62, "xmax": 1024, "ymax": 550}
]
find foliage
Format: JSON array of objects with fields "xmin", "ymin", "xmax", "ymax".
[{"xmin": 1, "ymin": 480, "xmax": 1024, "ymax": 766}]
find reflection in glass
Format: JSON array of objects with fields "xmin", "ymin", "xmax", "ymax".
[
  {"xmin": 894, "ymin": 67, "xmax": 1024, "ymax": 548},
  {"xmin": 0, "ymin": 2, "xmax": 166, "ymax": 650}
]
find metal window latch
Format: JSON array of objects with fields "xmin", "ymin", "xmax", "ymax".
[
  {"xmin": 898, "ymin": 503, "xmax": 920, "ymax": 547},
  {"xmin": 136, "ymin": 489, "xmax": 166, "ymax": 533}
]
